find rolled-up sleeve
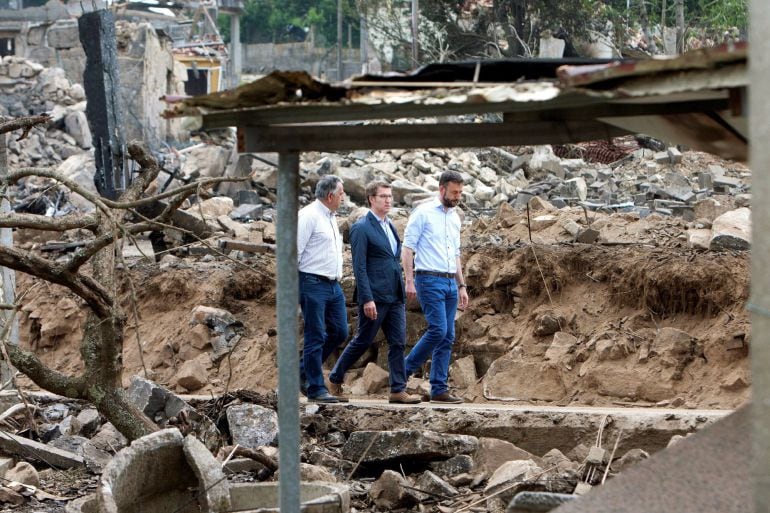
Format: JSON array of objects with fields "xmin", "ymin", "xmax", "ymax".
[{"xmin": 403, "ymin": 209, "xmax": 424, "ymax": 251}]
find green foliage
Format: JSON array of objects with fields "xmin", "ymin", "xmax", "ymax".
[{"xmin": 218, "ymin": 0, "xmax": 361, "ymax": 45}]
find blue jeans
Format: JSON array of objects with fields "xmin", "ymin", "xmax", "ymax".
[
  {"xmin": 329, "ymin": 302, "xmax": 407, "ymax": 393},
  {"xmin": 299, "ymin": 272, "xmax": 348, "ymax": 397},
  {"xmin": 405, "ymin": 275, "xmax": 458, "ymax": 397}
]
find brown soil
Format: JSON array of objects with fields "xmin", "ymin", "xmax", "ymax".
[{"xmin": 14, "ymin": 233, "xmax": 750, "ymax": 411}]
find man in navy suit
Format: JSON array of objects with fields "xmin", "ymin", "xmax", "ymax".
[{"xmin": 328, "ymin": 180, "xmax": 421, "ymax": 404}]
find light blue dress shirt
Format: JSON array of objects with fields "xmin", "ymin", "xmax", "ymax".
[{"xmin": 403, "ymin": 198, "xmax": 461, "ymax": 273}]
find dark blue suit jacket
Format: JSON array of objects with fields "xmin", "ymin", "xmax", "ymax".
[{"xmin": 350, "ymin": 211, "xmax": 406, "ymax": 305}]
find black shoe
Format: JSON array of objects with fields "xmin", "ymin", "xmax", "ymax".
[
  {"xmin": 430, "ymin": 392, "xmax": 463, "ymax": 404},
  {"xmin": 308, "ymin": 392, "xmax": 340, "ymax": 404}
]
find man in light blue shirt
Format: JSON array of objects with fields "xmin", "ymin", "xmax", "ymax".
[{"xmin": 402, "ymin": 171, "xmax": 469, "ymax": 403}]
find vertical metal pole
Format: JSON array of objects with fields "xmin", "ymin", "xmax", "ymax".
[
  {"xmin": 277, "ymin": 151, "xmax": 300, "ymax": 513},
  {"xmin": 411, "ymin": 0, "xmax": 419, "ymax": 65},
  {"xmin": 0, "ymin": 131, "xmax": 18, "ymax": 388},
  {"xmin": 337, "ymin": 0, "xmax": 343, "ymax": 80},
  {"xmin": 750, "ymin": 2, "xmax": 770, "ymax": 510}
]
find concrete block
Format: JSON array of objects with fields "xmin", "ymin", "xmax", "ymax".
[
  {"xmin": 667, "ymin": 147, "xmax": 683, "ymax": 164},
  {"xmin": 47, "ymin": 21, "xmax": 80, "ymax": 49},
  {"xmin": 586, "ymin": 446, "xmax": 606, "ymax": 465}
]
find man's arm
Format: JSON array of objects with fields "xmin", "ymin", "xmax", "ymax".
[
  {"xmin": 350, "ymin": 223, "xmax": 377, "ymax": 319},
  {"xmin": 455, "ymin": 255, "xmax": 469, "ymax": 310},
  {"xmin": 296, "ymin": 211, "xmax": 314, "ymax": 264},
  {"xmin": 402, "ymin": 246, "xmax": 417, "ymax": 302}
]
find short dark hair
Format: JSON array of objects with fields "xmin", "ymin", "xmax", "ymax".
[
  {"xmin": 439, "ymin": 171, "xmax": 464, "ymax": 187},
  {"xmin": 315, "ymin": 175, "xmax": 343, "ymax": 200},
  {"xmin": 365, "ymin": 180, "xmax": 391, "ymax": 207}
]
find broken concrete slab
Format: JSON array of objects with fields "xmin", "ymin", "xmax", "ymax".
[
  {"xmin": 484, "ymin": 460, "xmax": 543, "ymax": 509},
  {"xmin": 98, "ymin": 429, "xmax": 199, "ymax": 513},
  {"xmin": 127, "ymin": 376, "xmax": 221, "ymax": 452},
  {"xmin": 183, "ymin": 435, "xmax": 231, "ymax": 513},
  {"xmin": 551, "ymin": 406, "xmax": 750, "ymax": 513},
  {"xmin": 0, "ymin": 430, "xmax": 84, "ymax": 469},
  {"xmin": 341, "ymin": 430, "xmax": 478, "ymax": 465}
]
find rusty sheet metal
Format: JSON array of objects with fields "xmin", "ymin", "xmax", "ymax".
[{"xmin": 558, "ymin": 42, "xmax": 746, "ymax": 88}]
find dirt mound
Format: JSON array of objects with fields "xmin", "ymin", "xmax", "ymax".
[{"xmin": 15, "ymin": 237, "xmax": 749, "ymax": 411}]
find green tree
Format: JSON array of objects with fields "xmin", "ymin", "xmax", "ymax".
[{"xmin": 219, "ymin": 0, "xmax": 360, "ymax": 46}]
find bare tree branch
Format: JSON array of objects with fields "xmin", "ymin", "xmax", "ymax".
[
  {"xmin": 4, "ymin": 344, "xmax": 86, "ymax": 398},
  {"xmin": 0, "ymin": 115, "xmax": 51, "ymax": 141},
  {"xmin": 0, "ymin": 246, "xmax": 111, "ymax": 317},
  {"xmin": 0, "ymin": 212, "xmax": 98, "ymax": 231}
]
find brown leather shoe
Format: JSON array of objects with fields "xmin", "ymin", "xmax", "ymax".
[
  {"xmin": 430, "ymin": 392, "xmax": 463, "ymax": 404},
  {"xmin": 389, "ymin": 391, "xmax": 421, "ymax": 404},
  {"xmin": 327, "ymin": 382, "xmax": 349, "ymax": 403}
]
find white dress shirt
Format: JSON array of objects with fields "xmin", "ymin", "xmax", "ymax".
[
  {"xmin": 372, "ymin": 210, "xmax": 398, "ymax": 255},
  {"xmin": 403, "ymin": 198, "xmax": 461, "ymax": 273},
  {"xmin": 297, "ymin": 199, "xmax": 343, "ymax": 280}
]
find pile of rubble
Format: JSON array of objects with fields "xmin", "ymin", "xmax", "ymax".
[
  {"xmin": 5, "ymin": 375, "xmax": 705, "ymax": 511},
  {"xmin": 0, "ymin": 56, "xmax": 90, "ymax": 170}
]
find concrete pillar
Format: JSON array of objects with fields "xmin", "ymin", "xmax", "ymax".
[
  {"xmin": 230, "ymin": 15, "xmax": 242, "ymax": 88},
  {"xmin": 78, "ymin": 10, "xmax": 128, "ymax": 200},
  {"xmin": 750, "ymin": 1, "xmax": 770, "ymax": 510}
]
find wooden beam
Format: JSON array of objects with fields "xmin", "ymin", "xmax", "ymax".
[{"xmin": 238, "ymin": 120, "xmax": 630, "ymax": 152}]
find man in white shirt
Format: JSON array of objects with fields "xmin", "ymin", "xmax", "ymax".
[
  {"xmin": 297, "ymin": 175, "xmax": 348, "ymax": 403},
  {"xmin": 402, "ymin": 171, "xmax": 469, "ymax": 403}
]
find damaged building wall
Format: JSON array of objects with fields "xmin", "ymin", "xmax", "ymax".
[
  {"xmin": 0, "ymin": 14, "xmax": 187, "ymax": 148},
  {"xmin": 242, "ymin": 41, "xmax": 360, "ymax": 78},
  {"xmin": 117, "ymin": 23, "xmax": 187, "ymax": 149}
]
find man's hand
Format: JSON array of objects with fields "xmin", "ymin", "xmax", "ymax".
[
  {"xmin": 458, "ymin": 287, "xmax": 469, "ymax": 311},
  {"xmin": 405, "ymin": 281, "xmax": 417, "ymax": 302},
  {"xmin": 363, "ymin": 300, "xmax": 378, "ymax": 320}
]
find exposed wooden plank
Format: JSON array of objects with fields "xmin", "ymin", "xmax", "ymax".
[{"xmin": 239, "ymin": 120, "xmax": 630, "ymax": 152}]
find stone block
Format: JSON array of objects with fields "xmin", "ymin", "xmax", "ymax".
[
  {"xmin": 47, "ymin": 22, "xmax": 80, "ymax": 49},
  {"xmin": 64, "ymin": 110, "xmax": 92, "ymax": 149},
  {"xmin": 183, "ymin": 435, "xmax": 232, "ymax": 512},
  {"xmin": 450, "ymin": 355, "xmax": 477, "ymax": 389},
  {"xmin": 226, "ymin": 403, "xmax": 278, "ymax": 448},
  {"xmin": 484, "ymin": 460, "xmax": 543, "ymax": 506},
  {"xmin": 369, "ymin": 469, "xmax": 418, "ymax": 509},
  {"xmin": 175, "ymin": 357, "xmax": 208, "ymax": 391},
  {"xmin": 414, "ymin": 470, "xmax": 459, "ymax": 501},
  {"xmin": 710, "ymin": 208, "xmax": 750, "ymax": 251},
  {"xmin": 667, "ymin": 147, "xmax": 683, "ymax": 163},
  {"xmin": 429, "ymin": 454, "xmax": 474, "ymax": 477},
  {"xmin": 473, "ymin": 437, "xmax": 538, "ymax": 475},
  {"xmin": 362, "ymin": 362, "xmax": 389, "ymax": 394}
]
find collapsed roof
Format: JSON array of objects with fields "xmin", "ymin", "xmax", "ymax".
[{"xmin": 164, "ymin": 42, "xmax": 747, "ymax": 161}]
